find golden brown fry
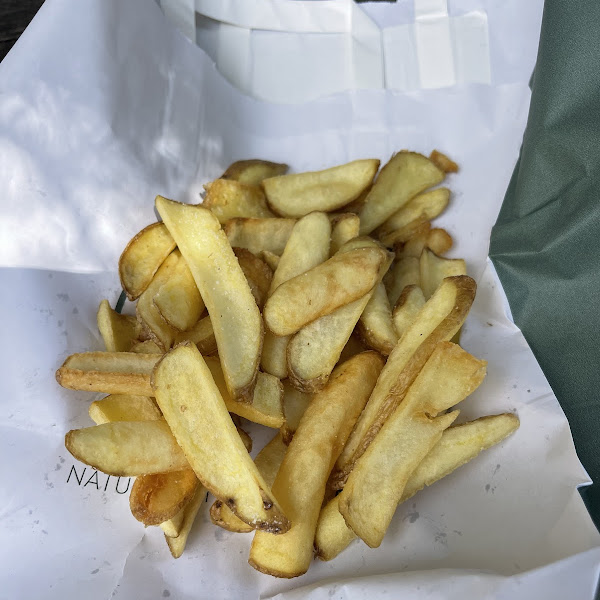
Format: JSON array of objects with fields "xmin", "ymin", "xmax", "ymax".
[
  {"xmin": 359, "ymin": 152, "xmax": 444, "ymax": 235},
  {"xmin": 249, "ymin": 352, "xmax": 384, "ymax": 578},
  {"xmin": 392, "ymin": 284, "xmax": 426, "ymax": 339},
  {"xmin": 97, "ymin": 300, "xmax": 140, "ymax": 352},
  {"xmin": 264, "ymin": 247, "xmax": 388, "ymax": 337},
  {"xmin": 130, "ymin": 469, "xmax": 198, "ymax": 526},
  {"xmin": 130, "ymin": 340, "xmax": 163, "ymax": 354},
  {"xmin": 203, "ymin": 179, "xmax": 275, "ymax": 223},
  {"xmin": 56, "ymin": 351, "xmax": 160, "ymax": 396},
  {"xmin": 225, "ymin": 218, "xmax": 296, "ymax": 256},
  {"xmin": 427, "ymin": 228, "xmax": 453, "ymax": 256},
  {"xmin": 152, "ymin": 343, "xmax": 289, "ymax": 533},
  {"xmin": 357, "ymin": 282, "xmax": 398, "ymax": 356},
  {"xmin": 166, "ymin": 483, "xmax": 206, "ymax": 558},
  {"xmin": 331, "ymin": 276, "xmax": 476, "ymax": 488},
  {"xmin": 156, "ymin": 197, "xmax": 263, "ymax": 401},
  {"xmin": 263, "ymin": 159, "xmax": 379, "ymax": 218},
  {"xmin": 65, "ymin": 420, "xmax": 188, "ymax": 476},
  {"xmin": 420, "ymin": 249, "xmax": 467, "ymax": 299},
  {"xmin": 119, "ymin": 222, "xmax": 176, "ymax": 301},
  {"xmin": 233, "ymin": 247, "xmax": 273, "ymax": 310},
  {"xmin": 385, "ymin": 257, "xmax": 420, "ymax": 307},
  {"xmin": 174, "ymin": 315, "xmax": 217, "ymax": 356},
  {"xmin": 221, "ymin": 159, "xmax": 288, "ymax": 185},
  {"xmin": 280, "ymin": 383, "xmax": 312, "ymax": 444},
  {"xmin": 329, "ymin": 213, "xmax": 360, "ymax": 255},
  {"xmin": 261, "ymin": 331, "xmax": 289, "ymax": 380},
  {"xmin": 429, "ymin": 149, "xmax": 459, "ymax": 173},
  {"xmin": 89, "ymin": 394, "xmax": 162, "ymax": 424},
  {"xmin": 159, "ymin": 508, "xmax": 185, "ymax": 538}
]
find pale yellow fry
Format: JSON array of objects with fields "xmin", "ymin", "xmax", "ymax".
[
  {"xmin": 153, "ymin": 257, "xmax": 205, "ymax": 331},
  {"xmin": 166, "ymin": 482, "xmax": 206, "ymax": 558},
  {"xmin": 357, "ymin": 282, "xmax": 397, "ymax": 356},
  {"xmin": 136, "ymin": 251, "xmax": 180, "ymax": 350},
  {"xmin": 160, "ymin": 508, "xmax": 185, "ymax": 538},
  {"xmin": 119, "ymin": 222, "xmax": 176, "ymax": 301},
  {"xmin": 427, "ymin": 228, "xmax": 453, "ymax": 256},
  {"xmin": 330, "ymin": 213, "xmax": 360, "ymax": 256},
  {"xmin": 392, "ymin": 285, "xmax": 426, "ymax": 339},
  {"xmin": 65, "ymin": 420, "xmax": 188, "ymax": 476},
  {"xmin": 174, "ymin": 315, "xmax": 217, "ymax": 356},
  {"xmin": 340, "ymin": 410, "xmax": 459, "ymax": 548},
  {"xmin": 261, "ymin": 331, "xmax": 289, "ymax": 379},
  {"xmin": 420, "ymin": 249, "xmax": 467, "ymax": 300},
  {"xmin": 89, "ymin": 394, "xmax": 162, "ymax": 424},
  {"xmin": 56, "ymin": 351, "xmax": 160, "ymax": 396},
  {"xmin": 97, "ymin": 300, "xmax": 140, "ymax": 352},
  {"xmin": 221, "ymin": 159, "xmax": 288, "ymax": 185},
  {"xmin": 264, "ymin": 247, "xmax": 387, "ymax": 337},
  {"xmin": 385, "ymin": 257, "xmax": 420, "ymax": 307},
  {"xmin": 332, "ymin": 276, "xmax": 476, "ymax": 487},
  {"xmin": 210, "ymin": 433, "xmax": 288, "ymax": 533},
  {"xmin": 280, "ymin": 383, "xmax": 312, "ymax": 444},
  {"xmin": 359, "ymin": 152, "xmax": 444, "ymax": 235},
  {"xmin": 260, "ymin": 250, "xmax": 280, "ymax": 271},
  {"xmin": 314, "ymin": 495, "xmax": 356, "ymax": 561},
  {"xmin": 263, "ymin": 159, "xmax": 379, "ymax": 218},
  {"xmin": 429, "ymin": 149, "xmax": 459, "ymax": 173},
  {"xmin": 203, "ymin": 179, "xmax": 275, "ymax": 223},
  {"xmin": 156, "ymin": 197, "xmax": 263, "ymax": 401},
  {"xmin": 130, "ymin": 340, "xmax": 163, "ymax": 354},
  {"xmin": 151, "ymin": 343, "xmax": 289, "ymax": 533},
  {"xmin": 225, "ymin": 218, "xmax": 296, "ymax": 256},
  {"xmin": 249, "ymin": 352, "xmax": 384, "ymax": 578}
]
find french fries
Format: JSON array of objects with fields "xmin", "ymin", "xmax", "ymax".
[
  {"xmin": 420, "ymin": 249, "xmax": 467, "ymax": 299},
  {"xmin": 173, "ymin": 315, "xmax": 217, "ymax": 356},
  {"xmin": 203, "ymin": 179, "xmax": 275, "ymax": 222},
  {"xmin": 357, "ymin": 282, "xmax": 398, "ymax": 356},
  {"xmin": 224, "ymin": 217, "xmax": 296, "ymax": 256},
  {"xmin": 330, "ymin": 213, "xmax": 360, "ymax": 255},
  {"xmin": 88, "ymin": 394, "xmax": 162, "ymax": 424},
  {"xmin": 280, "ymin": 383, "xmax": 312, "ymax": 444},
  {"xmin": 392, "ymin": 285, "xmax": 426, "ymax": 338},
  {"xmin": 156, "ymin": 197, "xmax": 263, "ymax": 401},
  {"xmin": 97, "ymin": 299, "xmax": 140, "ymax": 352},
  {"xmin": 165, "ymin": 483, "xmax": 206, "ymax": 558},
  {"xmin": 220, "ymin": 159, "xmax": 288, "ymax": 185}
]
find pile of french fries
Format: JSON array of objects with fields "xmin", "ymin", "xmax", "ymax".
[{"xmin": 56, "ymin": 152, "xmax": 519, "ymax": 575}]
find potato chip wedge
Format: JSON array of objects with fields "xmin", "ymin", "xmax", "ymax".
[
  {"xmin": 426, "ymin": 228, "xmax": 453, "ymax": 256},
  {"xmin": 329, "ymin": 213, "xmax": 360, "ymax": 256},
  {"xmin": 264, "ymin": 247, "xmax": 388, "ymax": 337},
  {"xmin": 97, "ymin": 300, "xmax": 140, "ymax": 352},
  {"xmin": 225, "ymin": 217, "xmax": 296, "ymax": 256},
  {"xmin": 210, "ymin": 433, "xmax": 288, "ymax": 533},
  {"xmin": 152, "ymin": 343, "xmax": 289, "ymax": 533},
  {"xmin": 249, "ymin": 352, "xmax": 383, "ymax": 578},
  {"xmin": 261, "ymin": 332, "xmax": 290, "ymax": 380},
  {"xmin": 232, "ymin": 247, "xmax": 273, "ymax": 310},
  {"xmin": 153, "ymin": 257, "xmax": 205, "ymax": 331},
  {"xmin": 398, "ymin": 224, "xmax": 454, "ymax": 259},
  {"xmin": 385, "ymin": 257, "xmax": 420, "ymax": 307},
  {"xmin": 203, "ymin": 179, "xmax": 275, "ymax": 223},
  {"xmin": 358, "ymin": 152, "xmax": 444, "ymax": 235},
  {"xmin": 130, "ymin": 340, "xmax": 163, "ymax": 354},
  {"xmin": 357, "ymin": 282, "xmax": 398, "ymax": 356},
  {"xmin": 221, "ymin": 159, "xmax": 288, "ymax": 185},
  {"xmin": 420, "ymin": 249, "xmax": 467, "ymax": 299},
  {"xmin": 119, "ymin": 222, "xmax": 176, "ymax": 301},
  {"xmin": 376, "ymin": 187, "xmax": 450, "ymax": 240},
  {"xmin": 56, "ymin": 351, "xmax": 160, "ymax": 396},
  {"xmin": 65, "ymin": 420, "xmax": 188, "ymax": 476},
  {"xmin": 331, "ymin": 275, "xmax": 476, "ymax": 488},
  {"xmin": 429, "ymin": 149, "xmax": 459, "ymax": 173},
  {"xmin": 173, "ymin": 315, "xmax": 217, "ymax": 356},
  {"xmin": 130, "ymin": 469, "xmax": 198, "ymax": 526},
  {"xmin": 392, "ymin": 284, "xmax": 425, "ymax": 338},
  {"xmin": 280, "ymin": 383, "xmax": 312, "ymax": 444},
  {"xmin": 166, "ymin": 482, "xmax": 206, "ymax": 558},
  {"xmin": 89, "ymin": 394, "xmax": 162, "ymax": 424},
  {"xmin": 263, "ymin": 159, "xmax": 379, "ymax": 218},
  {"xmin": 156, "ymin": 197, "xmax": 263, "ymax": 401},
  {"xmin": 160, "ymin": 508, "xmax": 186, "ymax": 538}
]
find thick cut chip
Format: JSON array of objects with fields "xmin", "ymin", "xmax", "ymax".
[
  {"xmin": 225, "ymin": 218, "xmax": 296, "ymax": 256},
  {"xmin": 385, "ymin": 257, "xmax": 420, "ymax": 307},
  {"xmin": 280, "ymin": 383, "xmax": 312, "ymax": 444},
  {"xmin": 329, "ymin": 213, "xmax": 360, "ymax": 256},
  {"xmin": 119, "ymin": 222, "xmax": 176, "ymax": 301},
  {"xmin": 429, "ymin": 149, "xmax": 459, "ymax": 173},
  {"xmin": 392, "ymin": 285, "xmax": 426, "ymax": 338},
  {"xmin": 261, "ymin": 331, "xmax": 289, "ymax": 379},
  {"xmin": 160, "ymin": 508, "xmax": 186, "ymax": 538},
  {"xmin": 358, "ymin": 152, "xmax": 445, "ymax": 235},
  {"xmin": 166, "ymin": 483, "xmax": 206, "ymax": 558},
  {"xmin": 97, "ymin": 300, "xmax": 140, "ymax": 352},
  {"xmin": 263, "ymin": 159, "xmax": 379, "ymax": 218},
  {"xmin": 56, "ymin": 352, "xmax": 160, "ymax": 396},
  {"xmin": 130, "ymin": 340, "xmax": 163, "ymax": 354},
  {"xmin": 357, "ymin": 282, "xmax": 398, "ymax": 356},
  {"xmin": 151, "ymin": 343, "xmax": 289, "ymax": 533},
  {"xmin": 153, "ymin": 257, "xmax": 205, "ymax": 331},
  {"xmin": 65, "ymin": 420, "xmax": 188, "ymax": 476},
  {"xmin": 260, "ymin": 250, "xmax": 280, "ymax": 271},
  {"xmin": 136, "ymin": 251, "xmax": 180, "ymax": 350},
  {"xmin": 210, "ymin": 433, "xmax": 288, "ymax": 533},
  {"xmin": 203, "ymin": 179, "xmax": 275, "ymax": 223},
  {"xmin": 420, "ymin": 249, "xmax": 467, "ymax": 299},
  {"xmin": 376, "ymin": 187, "xmax": 450, "ymax": 240},
  {"xmin": 174, "ymin": 315, "xmax": 217, "ymax": 356},
  {"xmin": 427, "ymin": 228, "xmax": 453, "ymax": 256},
  {"xmin": 221, "ymin": 159, "xmax": 288, "ymax": 185},
  {"xmin": 156, "ymin": 197, "xmax": 263, "ymax": 401},
  {"xmin": 398, "ymin": 224, "xmax": 454, "ymax": 259},
  {"xmin": 249, "ymin": 352, "xmax": 384, "ymax": 578},
  {"xmin": 89, "ymin": 394, "xmax": 162, "ymax": 424},
  {"xmin": 331, "ymin": 276, "xmax": 476, "ymax": 488},
  {"xmin": 204, "ymin": 356, "xmax": 284, "ymax": 429},
  {"xmin": 233, "ymin": 247, "xmax": 273, "ymax": 309},
  {"xmin": 264, "ymin": 247, "xmax": 388, "ymax": 337},
  {"xmin": 130, "ymin": 469, "xmax": 198, "ymax": 526}
]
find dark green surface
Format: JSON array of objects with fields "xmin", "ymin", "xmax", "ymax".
[{"xmin": 490, "ymin": 0, "xmax": 600, "ymax": 530}]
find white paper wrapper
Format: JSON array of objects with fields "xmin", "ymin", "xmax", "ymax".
[{"xmin": 1, "ymin": 1, "xmax": 599, "ymax": 599}]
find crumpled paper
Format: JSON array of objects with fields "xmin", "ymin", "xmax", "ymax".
[{"xmin": 0, "ymin": 0, "xmax": 599, "ymax": 599}]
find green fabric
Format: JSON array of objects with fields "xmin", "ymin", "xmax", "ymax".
[{"xmin": 490, "ymin": 1, "xmax": 600, "ymax": 530}]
